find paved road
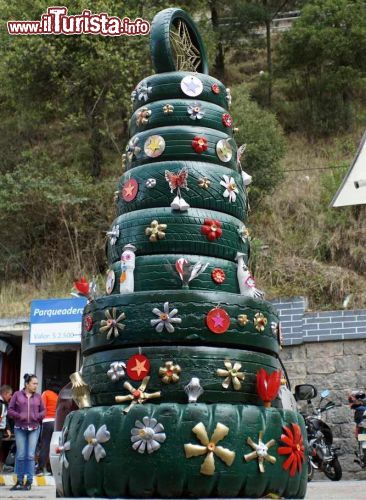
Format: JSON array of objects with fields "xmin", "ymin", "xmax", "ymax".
[{"xmin": 1, "ymin": 480, "xmax": 366, "ymax": 499}]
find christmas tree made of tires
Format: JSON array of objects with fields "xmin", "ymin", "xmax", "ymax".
[{"xmin": 62, "ymin": 8, "xmax": 307, "ymax": 499}]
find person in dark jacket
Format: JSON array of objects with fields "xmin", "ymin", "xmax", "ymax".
[
  {"xmin": 0, "ymin": 384, "xmax": 13, "ymax": 472},
  {"xmin": 8, "ymin": 374, "xmax": 45, "ymax": 491}
]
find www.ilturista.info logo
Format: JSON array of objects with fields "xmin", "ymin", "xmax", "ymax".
[{"xmin": 7, "ymin": 6, "xmax": 150, "ymax": 36}]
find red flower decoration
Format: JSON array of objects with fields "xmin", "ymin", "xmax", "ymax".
[
  {"xmin": 74, "ymin": 277, "xmax": 89, "ymax": 296},
  {"xmin": 201, "ymin": 218, "xmax": 222, "ymax": 241},
  {"xmin": 278, "ymin": 423, "xmax": 305, "ymax": 476},
  {"xmin": 222, "ymin": 113, "xmax": 233, "ymax": 127},
  {"xmin": 192, "ymin": 136, "xmax": 208, "ymax": 153},
  {"xmin": 256, "ymin": 368, "xmax": 281, "ymax": 407},
  {"xmin": 212, "ymin": 268, "xmax": 225, "ymax": 284},
  {"xmin": 211, "ymin": 83, "xmax": 220, "ymax": 94},
  {"xmin": 84, "ymin": 314, "xmax": 93, "ymax": 332}
]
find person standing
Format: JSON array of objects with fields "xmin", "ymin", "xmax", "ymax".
[
  {"xmin": 8, "ymin": 374, "xmax": 45, "ymax": 491},
  {"xmin": 0, "ymin": 385, "xmax": 13, "ymax": 472},
  {"xmin": 36, "ymin": 383, "xmax": 58, "ymax": 476}
]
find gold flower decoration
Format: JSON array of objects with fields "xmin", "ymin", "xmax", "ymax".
[
  {"xmin": 244, "ymin": 431, "xmax": 276, "ymax": 473},
  {"xmin": 115, "ymin": 376, "xmax": 161, "ymax": 413},
  {"xmin": 217, "ymin": 360, "xmax": 245, "ymax": 390},
  {"xmin": 99, "ymin": 308, "xmax": 126, "ymax": 340},
  {"xmin": 237, "ymin": 314, "xmax": 249, "ymax": 326},
  {"xmin": 159, "ymin": 361, "xmax": 181, "ymax": 384},
  {"xmin": 145, "ymin": 220, "xmax": 167, "ymax": 242},
  {"xmin": 163, "ymin": 104, "xmax": 174, "ymax": 114},
  {"xmin": 184, "ymin": 422, "xmax": 235, "ymax": 476},
  {"xmin": 198, "ymin": 177, "xmax": 211, "ymax": 189},
  {"xmin": 136, "ymin": 107, "xmax": 152, "ymax": 126},
  {"xmin": 254, "ymin": 312, "xmax": 268, "ymax": 332}
]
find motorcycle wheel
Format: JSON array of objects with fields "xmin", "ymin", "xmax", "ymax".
[
  {"xmin": 324, "ymin": 458, "xmax": 342, "ymax": 481},
  {"xmin": 307, "ymin": 458, "xmax": 314, "ymax": 482}
]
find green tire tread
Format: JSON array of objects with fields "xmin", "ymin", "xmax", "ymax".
[
  {"xmin": 117, "ymin": 161, "xmax": 247, "ymax": 220},
  {"xmin": 131, "ymin": 72, "xmax": 229, "ymax": 112},
  {"xmin": 81, "ymin": 290, "xmax": 280, "ymax": 356},
  {"xmin": 82, "ymin": 345, "xmax": 282, "ymax": 407},
  {"xmin": 125, "ymin": 126, "xmax": 237, "ymax": 171},
  {"xmin": 130, "ymin": 99, "xmax": 233, "ymax": 137},
  {"xmin": 108, "ymin": 254, "xmax": 241, "ymax": 295},
  {"xmin": 106, "ymin": 207, "xmax": 250, "ymax": 264},
  {"xmin": 150, "ymin": 8, "xmax": 209, "ymax": 74},
  {"xmin": 62, "ymin": 404, "xmax": 307, "ymax": 498}
]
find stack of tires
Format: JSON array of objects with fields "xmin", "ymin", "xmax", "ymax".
[{"xmin": 62, "ymin": 8, "xmax": 307, "ymax": 498}]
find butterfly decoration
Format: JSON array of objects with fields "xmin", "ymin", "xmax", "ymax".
[{"xmin": 164, "ymin": 168, "xmax": 190, "ymax": 211}]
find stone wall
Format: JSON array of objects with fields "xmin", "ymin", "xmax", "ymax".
[{"xmin": 282, "ymin": 339, "xmax": 366, "ymax": 480}]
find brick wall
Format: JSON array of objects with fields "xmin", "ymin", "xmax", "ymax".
[{"xmin": 271, "ymin": 297, "xmax": 366, "ymax": 345}]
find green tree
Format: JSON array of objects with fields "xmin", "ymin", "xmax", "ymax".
[
  {"xmin": 277, "ymin": 0, "xmax": 366, "ymax": 135},
  {"xmin": 231, "ymin": 84, "xmax": 285, "ymax": 207}
]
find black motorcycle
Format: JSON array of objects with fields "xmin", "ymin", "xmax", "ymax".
[
  {"xmin": 295, "ymin": 385, "xmax": 342, "ymax": 482},
  {"xmin": 349, "ymin": 390, "xmax": 366, "ymax": 469}
]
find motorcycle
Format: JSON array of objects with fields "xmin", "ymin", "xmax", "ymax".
[
  {"xmin": 348, "ymin": 390, "xmax": 366, "ymax": 469},
  {"xmin": 295, "ymin": 385, "xmax": 342, "ymax": 482}
]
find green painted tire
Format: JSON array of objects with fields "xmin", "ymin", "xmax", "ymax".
[
  {"xmin": 130, "ymin": 100, "xmax": 234, "ymax": 136},
  {"xmin": 125, "ymin": 126, "xmax": 237, "ymax": 171},
  {"xmin": 131, "ymin": 72, "xmax": 229, "ymax": 112},
  {"xmin": 108, "ymin": 254, "xmax": 241, "ymax": 295},
  {"xmin": 62, "ymin": 404, "xmax": 307, "ymax": 498},
  {"xmin": 82, "ymin": 345, "xmax": 281, "ymax": 407},
  {"xmin": 81, "ymin": 290, "xmax": 280, "ymax": 356},
  {"xmin": 150, "ymin": 8, "xmax": 209, "ymax": 74},
  {"xmin": 117, "ymin": 162, "xmax": 247, "ymax": 220},
  {"xmin": 106, "ymin": 208, "xmax": 249, "ymax": 264}
]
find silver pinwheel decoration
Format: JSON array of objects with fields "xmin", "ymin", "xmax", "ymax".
[
  {"xmin": 151, "ymin": 302, "xmax": 182, "ymax": 333},
  {"xmin": 57, "ymin": 426, "xmax": 71, "ymax": 469},
  {"xmin": 100, "ymin": 308, "xmax": 126, "ymax": 339},
  {"xmin": 126, "ymin": 136, "xmax": 141, "ymax": 163},
  {"xmin": 131, "ymin": 416, "xmax": 166, "ymax": 454},
  {"xmin": 131, "ymin": 82, "xmax": 152, "ymax": 102},
  {"xmin": 217, "ymin": 360, "xmax": 245, "ymax": 390},
  {"xmin": 107, "ymin": 361, "xmax": 126, "ymax": 381},
  {"xmin": 106, "ymin": 225, "xmax": 119, "ymax": 246},
  {"xmin": 82, "ymin": 424, "xmax": 110, "ymax": 463}
]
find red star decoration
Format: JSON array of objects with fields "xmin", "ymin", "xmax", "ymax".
[
  {"xmin": 84, "ymin": 314, "xmax": 93, "ymax": 332},
  {"xmin": 206, "ymin": 308, "xmax": 230, "ymax": 334},
  {"xmin": 211, "ymin": 83, "xmax": 220, "ymax": 94},
  {"xmin": 122, "ymin": 179, "xmax": 138, "ymax": 202},
  {"xmin": 126, "ymin": 354, "xmax": 150, "ymax": 381}
]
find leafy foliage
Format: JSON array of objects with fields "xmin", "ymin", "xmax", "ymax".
[
  {"xmin": 231, "ymin": 84, "xmax": 285, "ymax": 206},
  {"xmin": 277, "ymin": 0, "xmax": 366, "ymax": 135}
]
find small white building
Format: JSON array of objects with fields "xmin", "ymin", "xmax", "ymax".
[{"xmin": 331, "ymin": 130, "xmax": 366, "ymax": 207}]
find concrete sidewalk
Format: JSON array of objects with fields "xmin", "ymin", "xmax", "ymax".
[{"xmin": 0, "ymin": 479, "xmax": 365, "ymax": 499}]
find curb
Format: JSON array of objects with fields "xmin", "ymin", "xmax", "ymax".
[{"xmin": 0, "ymin": 473, "xmax": 55, "ymax": 486}]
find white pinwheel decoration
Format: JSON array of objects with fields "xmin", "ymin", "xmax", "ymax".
[
  {"xmin": 82, "ymin": 424, "xmax": 110, "ymax": 463},
  {"xmin": 131, "ymin": 416, "xmax": 166, "ymax": 454},
  {"xmin": 151, "ymin": 302, "xmax": 182, "ymax": 333}
]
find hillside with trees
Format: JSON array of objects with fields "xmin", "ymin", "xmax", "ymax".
[{"xmin": 1, "ymin": 0, "xmax": 365, "ymax": 316}]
